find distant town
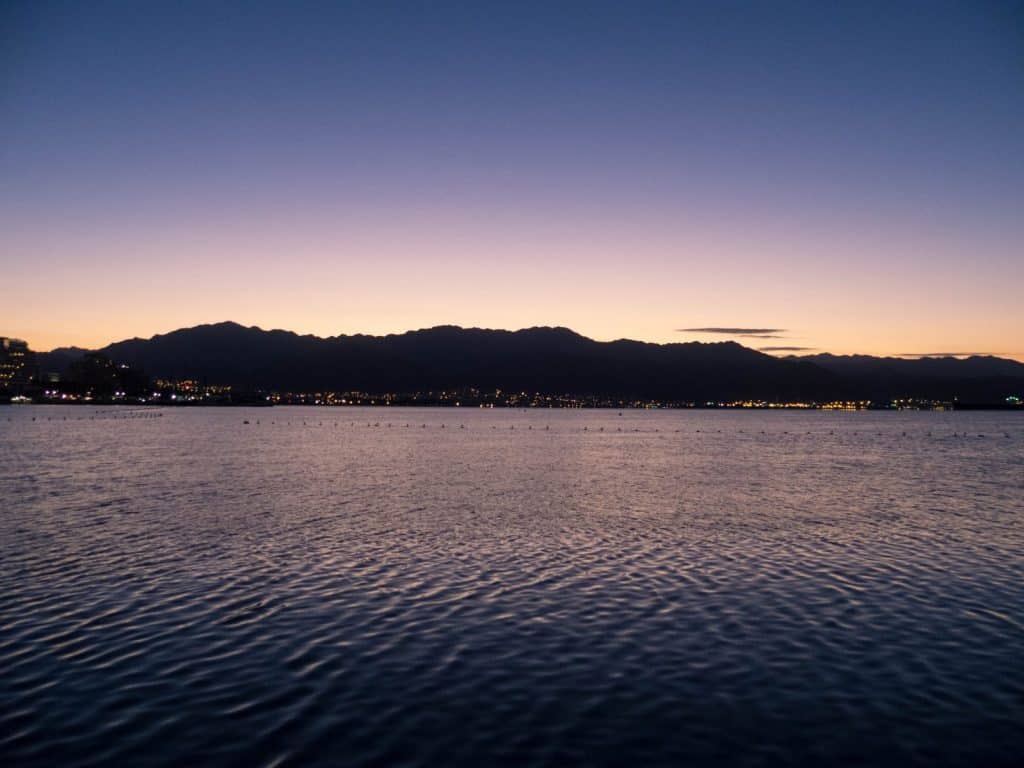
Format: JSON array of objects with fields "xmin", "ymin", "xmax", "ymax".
[{"xmin": 3, "ymin": 336, "xmax": 1020, "ymax": 410}]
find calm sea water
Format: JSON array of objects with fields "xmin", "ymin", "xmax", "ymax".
[{"xmin": 2, "ymin": 406, "xmax": 1022, "ymax": 767}]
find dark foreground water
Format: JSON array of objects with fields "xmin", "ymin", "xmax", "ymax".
[{"xmin": 1, "ymin": 406, "xmax": 1022, "ymax": 767}]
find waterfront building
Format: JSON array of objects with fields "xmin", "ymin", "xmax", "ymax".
[{"xmin": 0, "ymin": 337, "xmax": 37, "ymax": 393}]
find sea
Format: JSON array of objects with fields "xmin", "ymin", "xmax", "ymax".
[{"xmin": 1, "ymin": 405, "xmax": 1022, "ymax": 767}]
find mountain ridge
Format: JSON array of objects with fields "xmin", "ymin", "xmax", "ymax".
[{"xmin": 27, "ymin": 322, "xmax": 1024, "ymax": 403}]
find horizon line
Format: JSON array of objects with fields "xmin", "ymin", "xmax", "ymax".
[{"xmin": 11, "ymin": 320, "xmax": 1022, "ymax": 363}]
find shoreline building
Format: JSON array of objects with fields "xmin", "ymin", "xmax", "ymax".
[{"xmin": 0, "ymin": 337, "xmax": 37, "ymax": 395}]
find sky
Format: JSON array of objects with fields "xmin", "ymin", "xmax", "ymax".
[{"xmin": 2, "ymin": 0, "xmax": 1022, "ymax": 357}]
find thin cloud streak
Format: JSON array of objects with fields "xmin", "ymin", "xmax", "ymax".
[
  {"xmin": 759, "ymin": 346, "xmax": 815, "ymax": 352},
  {"xmin": 894, "ymin": 352, "xmax": 1003, "ymax": 358},
  {"xmin": 678, "ymin": 327, "xmax": 787, "ymax": 335}
]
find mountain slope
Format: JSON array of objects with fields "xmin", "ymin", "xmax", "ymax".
[
  {"xmin": 793, "ymin": 353, "xmax": 1024, "ymax": 379},
  {"xmin": 790, "ymin": 352, "xmax": 1024, "ymax": 402},
  {"xmin": 97, "ymin": 322, "xmax": 841, "ymax": 401}
]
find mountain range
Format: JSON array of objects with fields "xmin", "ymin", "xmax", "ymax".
[{"xmin": 34, "ymin": 322, "xmax": 1024, "ymax": 403}]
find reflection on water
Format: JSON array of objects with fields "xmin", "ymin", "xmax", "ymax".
[{"xmin": 1, "ymin": 406, "xmax": 1022, "ymax": 767}]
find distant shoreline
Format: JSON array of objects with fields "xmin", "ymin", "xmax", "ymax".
[{"xmin": 4, "ymin": 401, "xmax": 1022, "ymax": 412}]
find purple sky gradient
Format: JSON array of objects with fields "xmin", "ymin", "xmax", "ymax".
[{"xmin": 2, "ymin": 1, "xmax": 1021, "ymax": 357}]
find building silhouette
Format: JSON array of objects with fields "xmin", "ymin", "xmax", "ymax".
[{"xmin": 0, "ymin": 337, "xmax": 37, "ymax": 396}]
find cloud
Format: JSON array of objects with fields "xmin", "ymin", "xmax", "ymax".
[
  {"xmin": 677, "ymin": 327, "xmax": 786, "ymax": 335},
  {"xmin": 678, "ymin": 327, "xmax": 792, "ymax": 341},
  {"xmin": 758, "ymin": 346, "xmax": 815, "ymax": 352},
  {"xmin": 894, "ymin": 352, "xmax": 1000, "ymax": 358}
]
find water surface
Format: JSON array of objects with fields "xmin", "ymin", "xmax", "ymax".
[{"xmin": 2, "ymin": 407, "xmax": 1022, "ymax": 766}]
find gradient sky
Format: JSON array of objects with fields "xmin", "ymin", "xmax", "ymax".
[{"xmin": 2, "ymin": 0, "xmax": 1022, "ymax": 357}]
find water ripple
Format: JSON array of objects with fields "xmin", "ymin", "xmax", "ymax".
[{"xmin": 1, "ymin": 406, "xmax": 1022, "ymax": 766}]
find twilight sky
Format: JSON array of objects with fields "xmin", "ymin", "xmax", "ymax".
[{"xmin": 2, "ymin": 0, "xmax": 1022, "ymax": 357}]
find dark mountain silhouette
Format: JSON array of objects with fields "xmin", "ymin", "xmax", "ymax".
[
  {"xmin": 792, "ymin": 353, "xmax": 1024, "ymax": 379},
  {"xmin": 37, "ymin": 347, "xmax": 90, "ymax": 376},
  {"xmin": 93, "ymin": 322, "xmax": 839, "ymax": 402},
  {"xmin": 790, "ymin": 352, "xmax": 1024, "ymax": 402},
  {"xmin": 29, "ymin": 322, "xmax": 1024, "ymax": 403}
]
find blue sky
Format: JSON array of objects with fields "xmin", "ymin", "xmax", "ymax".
[{"xmin": 2, "ymin": 1, "xmax": 1022, "ymax": 356}]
